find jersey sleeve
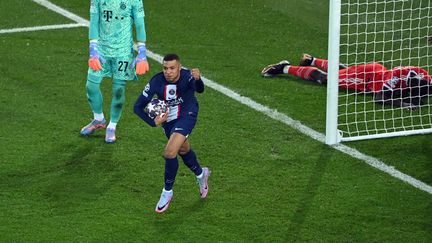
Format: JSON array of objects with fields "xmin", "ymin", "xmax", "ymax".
[
  {"xmin": 88, "ymin": 0, "xmax": 100, "ymax": 39},
  {"xmin": 133, "ymin": 78, "xmax": 157, "ymax": 127},
  {"xmin": 191, "ymin": 77, "xmax": 204, "ymax": 93},
  {"xmin": 132, "ymin": 0, "xmax": 145, "ymax": 18},
  {"xmin": 392, "ymin": 66, "xmax": 431, "ymax": 81},
  {"xmin": 409, "ymin": 67, "xmax": 432, "ymax": 82},
  {"xmin": 90, "ymin": 0, "xmax": 99, "ymax": 14},
  {"xmin": 185, "ymin": 71, "xmax": 205, "ymax": 93}
]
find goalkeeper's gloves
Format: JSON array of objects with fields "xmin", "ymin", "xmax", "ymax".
[
  {"xmin": 88, "ymin": 40, "xmax": 105, "ymax": 71},
  {"xmin": 132, "ymin": 43, "xmax": 149, "ymax": 75}
]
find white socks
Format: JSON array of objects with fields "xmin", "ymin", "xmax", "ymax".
[
  {"xmin": 107, "ymin": 122, "xmax": 117, "ymax": 130},
  {"xmin": 94, "ymin": 112, "xmax": 104, "ymax": 121},
  {"xmin": 93, "ymin": 113, "xmax": 116, "ymax": 130}
]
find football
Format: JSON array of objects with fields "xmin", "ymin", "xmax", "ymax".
[{"xmin": 145, "ymin": 98, "xmax": 168, "ymax": 118}]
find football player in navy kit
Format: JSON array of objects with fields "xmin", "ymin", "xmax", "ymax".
[{"xmin": 134, "ymin": 54, "xmax": 210, "ymax": 213}]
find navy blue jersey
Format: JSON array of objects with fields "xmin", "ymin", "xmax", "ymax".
[{"xmin": 134, "ymin": 68, "xmax": 204, "ymax": 127}]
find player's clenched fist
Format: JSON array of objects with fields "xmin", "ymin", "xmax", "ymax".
[{"xmin": 191, "ymin": 68, "xmax": 201, "ymax": 80}]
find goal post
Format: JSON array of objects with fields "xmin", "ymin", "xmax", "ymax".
[
  {"xmin": 326, "ymin": 0, "xmax": 432, "ymax": 144},
  {"xmin": 326, "ymin": 0, "xmax": 342, "ymax": 145}
]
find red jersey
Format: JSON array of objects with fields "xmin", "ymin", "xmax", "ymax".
[{"xmin": 338, "ymin": 63, "xmax": 431, "ymax": 92}]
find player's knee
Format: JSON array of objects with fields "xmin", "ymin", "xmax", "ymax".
[
  {"xmin": 87, "ymin": 73, "xmax": 102, "ymax": 84},
  {"xmin": 178, "ymin": 140, "xmax": 190, "ymax": 155},
  {"xmin": 164, "ymin": 147, "xmax": 178, "ymax": 159},
  {"xmin": 86, "ymin": 80, "xmax": 100, "ymax": 95},
  {"xmin": 178, "ymin": 146, "xmax": 190, "ymax": 156}
]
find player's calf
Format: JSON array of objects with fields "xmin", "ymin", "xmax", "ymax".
[{"xmin": 300, "ymin": 53, "xmax": 348, "ymax": 70}]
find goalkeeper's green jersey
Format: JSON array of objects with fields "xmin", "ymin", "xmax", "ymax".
[{"xmin": 90, "ymin": 0, "xmax": 145, "ymax": 57}]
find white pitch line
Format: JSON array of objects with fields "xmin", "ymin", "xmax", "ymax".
[
  {"xmin": 148, "ymin": 50, "xmax": 432, "ymax": 195},
  {"xmin": 0, "ymin": 23, "xmax": 86, "ymax": 34},
  {"xmin": 31, "ymin": 0, "xmax": 89, "ymax": 26},
  {"xmin": 33, "ymin": 0, "xmax": 432, "ymax": 195}
]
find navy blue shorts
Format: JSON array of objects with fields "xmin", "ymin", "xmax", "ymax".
[{"xmin": 163, "ymin": 112, "xmax": 197, "ymax": 139}]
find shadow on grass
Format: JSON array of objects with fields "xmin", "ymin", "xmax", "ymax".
[
  {"xmin": 287, "ymin": 145, "xmax": 333, "ymax": 238},
  {"xmin": 41, "ymin": 141, "xmax": 119, "ymax": 210}
]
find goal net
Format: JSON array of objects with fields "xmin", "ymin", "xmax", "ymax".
[{"xmin": 326, "ymin": 0, "xmax": 432, "ymax": 144}]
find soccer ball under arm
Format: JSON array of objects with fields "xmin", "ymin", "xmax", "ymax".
[{"xmin": 145, "ymin": 98, "xmax": 168, "ymax": 119}]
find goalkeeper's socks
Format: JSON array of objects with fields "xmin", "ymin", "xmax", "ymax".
[
  {"xmin": 107, "ymin": 122, "xmax": 117, "ymax": 130},
  {"xmin": 94, "ymin": 112, "xmax": 104, "ymax": 121},
  {"xmin": 180, "ymin": 149, "xmax": 203, "ymax": 176},
  {"xmin": 314, "ymin": 58, "xmax": 328, "ymax": 72},
  {"xmin": 287, "ymin": 66, "xmax": 319, "ymax": 80},
  {"xmin": 283, "ymin": 65, "xmax": 290, "ymax": 74},
  {"xmin": 164, "ymin": 157, "xmax": 179, "ymax": 191}
]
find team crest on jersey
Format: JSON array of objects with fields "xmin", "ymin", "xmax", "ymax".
[
  {"xmin": 165, "ymin": 85, "xmax": 177, "ymax": 100},
  {"xmin": 120, "ymin": 2, "xmax": 127, "ymax": 10}
]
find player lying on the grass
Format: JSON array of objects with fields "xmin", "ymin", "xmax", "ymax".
[
  {"xmin": 80, "ymin": 0, "xmax": 150, "ymax": 143},
  {"xmin": 261, "ymin": 54, "xmax": 432, "ymax": 110},
  {"xmin": 134, "ymin": 54, "xmax": 210, "ymax": 214}
]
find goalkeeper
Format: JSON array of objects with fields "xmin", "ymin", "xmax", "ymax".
[
  {"xmin": 133, "ymin": 54, "xmax": 210, "ymax": 214},
  {"xmin": 80, "ymin": 0, "xmax": 149, "ymax": 143},
  {"xmin": 261, "ymin": 54, "xmax": 432, "ymax": 110}
]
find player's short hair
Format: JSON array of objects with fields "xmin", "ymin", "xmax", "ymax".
[{"xmin": 163, "ymin": 54, "xmax": 180, "ymax": 62}]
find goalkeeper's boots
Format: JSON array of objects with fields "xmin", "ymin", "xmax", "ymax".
[
  {"xmin": 299, "ymin": 53, "xmax": 314, "ymax": 66},
  {"xmin": 105, "ymin": 128, "xmax": 116, "ymax": 143},
  {"xmin": 80, "ymin": 118, "xmax": 106, "ymax": 136},
  {"xmin": 310, "ymin": 69, "xmax": 328, "ymax": 85},
  {"xmin": 197, "ymin": 167, "xmax": 211, "ymax": 199},
  {"xmin": 261, "ymin": 60, "xmax": 290, "ymax": 77},
  {"xmin": 155, "ymin": 188, "xmax": 173, "ymax": 213}
]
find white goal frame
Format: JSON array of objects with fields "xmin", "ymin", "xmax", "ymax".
[{"xmin": 326, "ymin": 0, "xmax": 432, "ymax": 144}]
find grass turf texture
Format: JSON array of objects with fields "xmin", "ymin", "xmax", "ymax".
[{"xmin": 0, "ymin": 0, "xmax": 431, "ymax": 241}]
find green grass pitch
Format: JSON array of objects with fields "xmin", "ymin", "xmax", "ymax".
[{"xmin": 0, "ymin": 0, "xmax": 431, "ymax": 241}]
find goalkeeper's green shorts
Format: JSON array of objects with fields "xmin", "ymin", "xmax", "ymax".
[{"xmin": 87, "ymin": 54, "xmax": 138, "ymax": 83}]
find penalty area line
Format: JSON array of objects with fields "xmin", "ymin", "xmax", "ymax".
[{"xmin": 34, "ymin": 0, "xmax": 432, "ymax": 196}]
